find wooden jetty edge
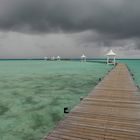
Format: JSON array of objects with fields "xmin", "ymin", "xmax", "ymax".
[{"xmin": 43, "ymin": 63, "xmax": 140, "ymax": 140}]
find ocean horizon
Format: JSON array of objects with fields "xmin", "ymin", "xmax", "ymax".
[{"xmin": 0, "ymin": 58, "xmax": 139, "ymax": 60}]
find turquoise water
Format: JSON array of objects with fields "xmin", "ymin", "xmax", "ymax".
[
  {"xmin": 0, "ymin": 60, "xmax": 112, "ymax": 140},
  {"xmin": 118, "ymin": 59, "xmax": 140, "ymax": 88}
]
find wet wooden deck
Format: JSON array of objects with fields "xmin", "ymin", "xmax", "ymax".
[{"xmin": 43, "ymin": 63, "xmax": 140, "ymax": 140}]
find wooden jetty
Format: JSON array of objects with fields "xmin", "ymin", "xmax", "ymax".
[{"xmin": 43, "ymin": 63, "xmax": 140, "ymax": 140}]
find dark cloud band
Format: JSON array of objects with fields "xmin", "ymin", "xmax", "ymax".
[{"xmin": 0, "ymin": 0, "xmax": 140, "ymax": 41}]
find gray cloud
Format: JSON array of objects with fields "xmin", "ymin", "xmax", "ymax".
[
  {"xmin": 0, "ymin": 0, "xmax": 140, "ymax": 39},
  {"xmin": 0, "ymin": 0, "xmax": 140, "ymax": 58}
]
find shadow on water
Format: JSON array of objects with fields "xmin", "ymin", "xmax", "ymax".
[
  {"xmin": 31, "ymin": 113, "xmax": 45, "ymax": 130},
  {"xmin": 0, "ymin": 103, "xmax": 9, "ymax": 115},
  {"xmin": 23, "ymin": 96, "xmax": 39, "ymax": 105}
]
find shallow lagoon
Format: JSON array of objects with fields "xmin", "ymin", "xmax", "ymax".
[
  {"xmin": 0, "ymin": 60, "xmax": 112, "ymax": 140},
  {"xmin": 118, "ymin": 59, "xmax": 140, "ymax": 88}
]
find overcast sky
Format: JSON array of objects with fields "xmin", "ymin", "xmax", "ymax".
[{"xmin": 0, "ymin": 0, "xmax": 140, "ymax": 58}]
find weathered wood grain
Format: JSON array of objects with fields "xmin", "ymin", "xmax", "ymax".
[{"xmin": 43, "ymin": 64, "xmax": 140, "ymax": 140}]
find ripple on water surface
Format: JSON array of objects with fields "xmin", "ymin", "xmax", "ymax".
[{"xmin": 0, "ymin": 60, "xmax": 112, "ymax": 140}]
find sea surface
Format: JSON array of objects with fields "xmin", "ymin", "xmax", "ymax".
[
  {"xmin": 0, "ymin": 59, "xmax": 139, "ymax": 140},
  {"xmin": 0, "ymin": 60, "xmax": 112, "ymax": 140},
  {"xmin": 118, "ymin": 59, "xmax": 140, "ymax": 88}
]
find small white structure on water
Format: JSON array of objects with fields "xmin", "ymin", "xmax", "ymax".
[
  {"xmin": 57, "ymin": 56, "xmax": 61, "ymax": 61},
  {"xmin": 44, "ymin": 57, "xmax": 47, "ymax": 60},
  {"xmin": 81, "ymin": 54, "xmax": 86, "ymax": 62},
  {"xmin": 106, "ymin": 50, "xmax": 116, "ymax": 65},
  {"xmin": 51, "ymin": 56, "xmax": 55, "ymax": 61}
]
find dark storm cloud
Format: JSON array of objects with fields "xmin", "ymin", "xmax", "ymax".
[{"xmin": 1, "ymin": 0, "xmax": 140, "ymax": 39}]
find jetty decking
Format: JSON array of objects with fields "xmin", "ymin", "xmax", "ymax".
[{"xmin": 44, "ymin": 63, "xmax": 140, "ymax": 140}]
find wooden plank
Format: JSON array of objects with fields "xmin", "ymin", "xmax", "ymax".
[{"xmin": 43, "ymin": 63, "xmax": 140, "ymax": 140}]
